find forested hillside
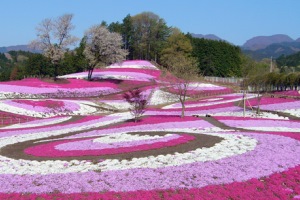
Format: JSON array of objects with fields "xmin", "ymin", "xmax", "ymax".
[
  {"xmin": 0, "ymin": 12, "xmax": 245, "ymax": 81},
  {"xmin": 276, "ymin": 51, "xmax": 300, "ymax": 72}
]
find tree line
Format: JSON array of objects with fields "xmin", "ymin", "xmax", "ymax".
[
  {"xmin": 1, "ymin": 12, "xmax": 247, "ymax": 81},
  {"xmin": 245, "ymin": 72, "xmax": 300, "ymax": 92}
]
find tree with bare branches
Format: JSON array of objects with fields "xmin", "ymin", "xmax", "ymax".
[
  {"xmin": 83, "ymin": 25, "xmax": 128, "ymax": 80},
  {"xmin": 30, "ymin": 14, "xmax": 78, "ymax": 79},
  {"xmin": 160, "ymin": 30, "xmax": 199, "ymax": 118}
]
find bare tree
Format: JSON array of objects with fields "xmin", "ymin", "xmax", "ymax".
[
  {"xmin": 160, "ymin": 56, "xmax": 199, "ymax": 118},
  {"xmin": 30, "ymin": 14, "xmax": 78, "ymax": 79},
  {"xmin": 160, "ymin": 31, "xmax": 199, "ymax": 118},
  {"xmin": 83, "ymin": 25, "xmax": 128, "ymax": 80}
]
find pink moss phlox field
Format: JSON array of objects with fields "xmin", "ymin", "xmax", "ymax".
[
  {"xmin": 13, "ymin": 99, "xmax": 64, "ymax": 107},
  {"xmin": 0, "ymin": 116, "xmax": 105, "ymax": 137},
  {"xmin": 163, "ymin": 102, "xmax": 235, "ymax": 111},
  {"xmin": 214, "ymin": 116, "xmax": 300, "ymax": 129},
  {"xmin": 65, "ymin": 71, "xmax": 156, "ymax": 81},
  {"xmin": 0, "ymin": 111, "xmax": 36, "ymax": 124},
  {"xmin": 0, "ymin": 164, "xmax": 299, "ymax": 200},
  {"xmin": 259, "ymin": 101, "xmax": 300, "ymax": 111},
  {"xmin": 60, "ymin": 67, "xmax": 160, "ymax": 82},
  {"xmin": 99, "ymin": 68, "xmax": 160, "ymax": 78},
  {"xmin": 5, "ymin": 99, "xmax": 79, "ymax": 113},
  {"xmin": 1, "ymin": 60, "xmax": 300, "ymax": 198},
  {"xmin": 185, "ymin": 94, "xmax": 241, "ymax": 104},
  {"xmin": 274, "ymin": 90, "xmax": 300, "ymax": 97},
  {"xmin": 0, "ymin": 116, "xmax": 70, "ymax": 130},
  {"xmin": 167, "ymin": 87, "xmax": 232, "ymax": 97},
  {"xmin": 165, "ymin": 94, "xmax": 247, "ymax": 109},
  {"xmin": 0, "ymin": 78, "xmax": 119, "ymax": 95},
  {"xmin": 108, "ymin": 60, "xmax": 158, "ymax": 70},
  {"xmin": 146, "ymin": 103, "xmax": 242, "ymax": 116},
  {"xmin": 55, "ymin": 134, "xmax": 182, "ymax": 151},
  {"xmin": 0, "ymin": 131, "xmax": 299, "ymax": 196},
  {"xmin": 67, "ymin": 115, "xmax": 214, "ymax": 139},
  {"xmin": 24, "ymin": 134, "xmax": 195, "ymax": 157},
  {"xmin": 0, "ymin": 78, "xmax": 118, "ymax": 88},
  {"xmin": 246, "ymin": 97, "xmax": 300, "ymax": 111},
  {"xmin": 246, "ymin": 97, "xmax": 295, "ymax": 106}
]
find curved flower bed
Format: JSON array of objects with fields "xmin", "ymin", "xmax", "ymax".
[
  {"xmin": 247, "ymin": 97, "xmax": 300, "ymax": 117},
  {"xmin": 163, "ymin": 93, "xmax": 256, "ymax": 109},
  {"xmin": 0, "ymin": 116, "xmax": 72, "ymax": 129},
  {"xmin": 24, "ymin": 134, "xmax": 195, "ymax": 157},
  {"xmin": 107, "ymin": 60, "xmax": 159, "ymax": 70},
  {"xmin": 215, "ymin": 116, "xmax": 300, "ymax": 132},
  {"xmin": 0, "ymin": 130, "xmax": 299, "ymax": 197},
  {"xmin": 0, "ymin": 78, "xmax": 119, "ymax": 96},
  {"xmin": 65, "ymin": 115, "xmax": 217, "ymax": 139},
  {"xmin": 274, "ymin": 90, "xmax": 300, "ymax": 97},
  {"xmin": 59, "ymin": 71, "xmax": 157, "ymax": 82},
  {"xmin": 0, "ymin": 99, "xmax": 98, "ymax": 117},
  {"xmin": 147, "ymin": 103, "xmax": 243, "ymax": 117},
  {"xmin": 58, "ymin": 133, "xmax": 183, "ymax": 150},
  {"xmin": 0, "ymin": 112, "xmax": 299, "ymax": 198}
]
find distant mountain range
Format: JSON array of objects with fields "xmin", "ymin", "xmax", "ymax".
[
  {"xmin": 2, "ymin": 34, "xmax": 300, "ymax": 60},
  {"xmin": 190, "ymin": 33, "xmax": 223, "ymax": 41},
  {"xmin": 190, "ymin": 33, "xmax": 300, "ymax": 60},
  {"xmin": 0, "ymin": 45, "xmax": 40, "ymax": 53},
  {"xmin": 241, "ymin": 34, "xmax": 300, "ymax": 60},
  {"xmin": 242, "ymin": 34, "xmax": 295, "ymax": 51}
]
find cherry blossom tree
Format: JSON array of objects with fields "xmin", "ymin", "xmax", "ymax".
[
  {"xmin": 83, "ymin": 25, "xmax": 128, "ymax": 80},
  {"xmin": 30, "ymin": 14, "xmax": 78, "ymax": 80}
]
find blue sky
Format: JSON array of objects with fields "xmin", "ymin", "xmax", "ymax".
[{"xmin": 0, "ymin": 0, "xmax": 299, "ymax": 47}]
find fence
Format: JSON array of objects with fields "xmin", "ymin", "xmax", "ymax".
[
  {"xmin": 0, "ymin": 116, "xmax": 34, "ymax": 126},
  {"xmin": 204, "ymin": 76, "xmax": 243, "ymax": 85}
]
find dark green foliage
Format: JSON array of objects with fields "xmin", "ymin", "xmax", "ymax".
[
  {"xmin": 122, "ymin": 14, "xmax": 134, "ymax": 59},
  {"xmin": 108, "ymin": 21, "xmax": 123, "ymax": 33},
  {"xmin": 0, "ymin": 51, "xmax": 32, "ymax": 81},
  {"xmin": 24, "ymin": 53, "xmax": 53, "ymax": 77},
  {"xmin": 0, "ymin": 53, "xmax": 8, "ymax": 63},
  {"xmin": 276, "ymin": 51, "xmax": 300, "ymax": 71},
  {"xmin": 107, "ymin": 12, "xmax": 171, "ymax": 62},
  {"xmin": 59, "ymin": 38, "xmax": 88, "ymax": 75},
  {"xmin": 246, "ymin": 72, "xmax": 300, "ymax": 92},
  {"xmin": 188, "ymin": 36, "xmax": 242, "ymax": 77}
]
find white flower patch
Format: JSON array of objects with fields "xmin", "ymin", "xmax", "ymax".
[
  {"xmin": 0, "ymin": 126, "xmax": 256, "ymax": 175},
  {"xmin": 107, "ymin": 64, "xmax": 159, "ymax": 70},
  {"xmin": 0, "ymin": 113, "xmax": 133, "ymax": 175},
  {"xmin": 281, "ymin": 109, "xmax": 300, "ymax": 117},
  {"xmin": 0, "ymin": 99, "xmax": 98, "ymax": 118},
  {"xmin": 67, "ymin": 100, "xmax": 98, "ymax": 115},
  {"xmin": 188, "ymin": 82, "xmax": 225, "ymax": 89},
  {"xmin": 93, "ymin": 133, "xmax": 168, "ymax": 143},
  {"xmin": 239, "ymin": 126, "xmax": 300, "ymax": 132},
  {"xmin": 149, "ymin": 89, "xmax": 180, "ymax": 105},
  {"xmin": 163, "ymin": 93, "xmax": 257, "ymax": 109},
  {"xmin": 0, "ymin": 116, "xmax": 72, "ymax": 129},
  {"xmin": 98, "ymin": 100, "xmax": 131, "ymax": 111},
  {"xmin": 213, "ymin": 110, "xmax": 288, "ymax": 120},
  {"xmin": 96, "ymin": 133, "xmax": 257, "ymax": 171},
  {"xmin": 200, "ymin": 98, "xmax": 223, "ymax": 102},
  {"xmin": 0, "ymin": 101, "xmax": 46, "ymax": 118}
]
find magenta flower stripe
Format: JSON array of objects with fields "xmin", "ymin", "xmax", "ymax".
[
  {"xmin": 24, "ymin": 134, "xmax": 195, "ymax": 157},
  {"xmin": 55, "ymin": 134, "xmax": 182, "ymax": 151}
]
